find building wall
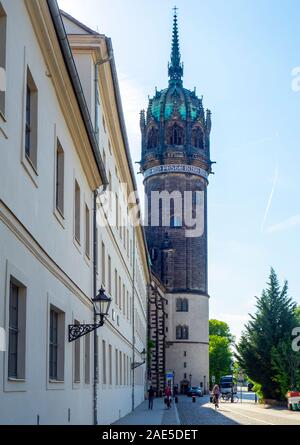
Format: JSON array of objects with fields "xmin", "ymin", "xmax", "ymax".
[{"xmin": 0, "ymin": 0, "xmax": 98, "ymax": 424}]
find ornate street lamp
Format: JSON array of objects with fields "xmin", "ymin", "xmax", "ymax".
[
  {"xmin": 131, "ymin": 348, "xmax": 147, "ymax": 369},
  {"xmin": 68, "ymin": 286, "xmax": 112, "ymax": 342}
]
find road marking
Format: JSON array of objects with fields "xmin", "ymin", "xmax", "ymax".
[{"xmin": 220, "ymin": 406, "xmax": 274, "ymax": 425}]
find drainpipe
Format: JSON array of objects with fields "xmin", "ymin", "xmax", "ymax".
[
  {"xmin": 93, "ymin": 190, "xmax": 98, "ymax": 426},
  {"xmin": 131, "ymin": 227, "xmax": 136, "ymax": 411}
]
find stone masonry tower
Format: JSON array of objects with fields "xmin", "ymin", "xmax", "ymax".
[{"xmin": 140, "ymin": 9, "xmax": 213, "ymax": 393}]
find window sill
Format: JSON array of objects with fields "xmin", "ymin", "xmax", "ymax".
[
  {"xmin": 84, "ymin": 253, "xmax": 91, "ymax": 267},
  {"xmin": 53, "ymin": 207, "xmax": 65, "ymax": 229},
  {"xmin": 8, "ymin": 378, "xmax": 26, "ymax": 382},
  {"xmin": 49, "ymin": 379, "xmax": 64, "ymax": 384},
  {"xmin": 21, "ymin": 153, "xmax": 38, "ymax": 188},
  {"xmin": 73, "ymin": 237, "xmax": 82, "ymax": 254}
]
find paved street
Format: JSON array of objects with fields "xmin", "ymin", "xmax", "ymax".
[
  {"xmin": 113, "ymin": 397, "xmax": 180, "ymax": 425},
  {"xmin": 176, "ymin": 393, "xmax": 300, "ymax": 426}
]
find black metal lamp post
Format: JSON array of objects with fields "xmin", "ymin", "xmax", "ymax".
[
  {"xmin": 68, "ymin": 286, "xmax": 112, "ymax": 342},
  {"xmin": 131, "ymin": 348, "xmax": 147, "ymax": 369}
]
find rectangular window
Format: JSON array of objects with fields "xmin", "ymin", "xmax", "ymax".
[
  {"xmin": 130, "ymin": 359, "xmax": 132, "ymax": 385},
  {"xmin": 123, "ymin": 353, "xmax": 126, "ymax": 387},
  {"xmin": 127, "ymin": 356, "xmax": 129, "ymax": 385},
  {"xmin": 114, "ymin": 268, "xmax": 118, "ymax": 304},
  {"xmin": 49, "ymin": 306, "xmax": 65, "ymax": 381},
  {"xmin": 108, "ymin": 171, "xmax": 112, "ymax": 210},
  {"xmin": 8, "ymin": 280, "xmax": 26, "ymax": 380},
  {"xmin": 8, "ymin": 283, "xmax": 19, "ymax": 379},
  {"xmin": 49, "ymin": 310, "xmax": 58, "ymax": 380},
  {"xmin": 25, "ymin": 67, "xmax": 38, "ymax": 169},
  {"xmin": 126, "ymin": 291, "xmax": 129, "ymax": 320},
  {"xmin": 109, "ymin": 344, "xmax": 112, "ymax": 385},
  {"xmin": 115, "ymin": 349, "xmax": 118, "ymax": 385},
  {"xmin": 119, "ymin": 351, "xmax": 122, "ymax": 385},
  {"xmin": 84, "ymin": 334, "xmax": 90, "ymax": 384},
  {"xmin": 85, "ymin": 204, "xmax": 90, "ymax": 257},
  {"xmin": 118, "ymin": 276, "xmax": 121, "ymax": 309},
  {"xmin": 74, "ymin": 320, "xmax": 80, "ymax": 383},
  {"xmin": 102, "ymin": 340, "xmax": 106, "ymax": 384},
  {"xmin": 116, "ymin": 195, "xmax": 119, "ymax": 229},
  {"xmin": 130, "ymin": 240, "xmax": 133, "ymax": 266},
  {"xmin": 123, "ymin": 285, "xmax": 125, "ymax": 316},
  {"xmin": 108, "ymin": 255, "xmax": 111, "ymax": 295},
  {"xmin": 0, "ymin": 3, "xmax": 7, "ymax": 117},
  {"xmin": 74, "ymin": 180, "xmax": 81, "ymax": 243},
  {"xmin": 101, "ymin": 242, "xmax": 105, "ymax": 286},
  {"xmin": 126, "ymin": 229, "xmax": 129, "ymax": 255},
  {"xmin": 56, "ymin": 140, "xmax": 64, "ymax": 216}
]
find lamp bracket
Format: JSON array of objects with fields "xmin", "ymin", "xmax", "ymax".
[
  {"xmin": 68, "ymin": 319, "xmax": 104, "ymax": 342},
  {"xmin": 131, "ymin": 360, "xmax": 145, "ymax": 370}
]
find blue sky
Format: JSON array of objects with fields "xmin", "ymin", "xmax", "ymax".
[{"xmin": 59, "ymin": 0, "xmax": 300, "ymax": 339}]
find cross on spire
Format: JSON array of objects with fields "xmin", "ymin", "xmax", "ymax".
[{"xmin": 168, "ymin": 6, "xmax": 183, "ymax": 85}]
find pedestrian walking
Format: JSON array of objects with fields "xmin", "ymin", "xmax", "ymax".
[
  {"xmin": 212, "ymin": 384, "xmax": 220, "ymax": 409},
  {"xmin": 165, "ymin": 384, "xmax": 172, "ymax": 409},
  {"xmin": 148, "ymin": 385, "xmax": 155, "ymax": 410}
]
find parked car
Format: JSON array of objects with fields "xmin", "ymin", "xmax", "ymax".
[
  {"xmin": 247, "ymin": 383, "xmax": 254, "ymax": 392},
  {"xmin": 186, "ymin": 386, "xmax": 203, "ymax": 397}
]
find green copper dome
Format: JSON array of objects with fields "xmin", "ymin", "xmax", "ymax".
[{"xmin": 149, "ymin": 84, "xmax": 205, "ymax": 123}]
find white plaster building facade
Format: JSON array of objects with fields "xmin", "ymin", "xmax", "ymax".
[{"xmin": 0, "ymin": 0, "xmax": 150, "ymax": 425}]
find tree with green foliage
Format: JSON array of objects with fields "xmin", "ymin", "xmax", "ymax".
[
  {"xmin": 209, "ymin": 319, "xmax": 233, "ymax": 385},
  {"xmin": 236, "ymin": 268, "xmax": 299, "ymax": 400}
]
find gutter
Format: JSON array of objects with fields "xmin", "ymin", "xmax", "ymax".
[{"xmin": 47, "ymin": 0, "xmax": 108, "ymax": 190}]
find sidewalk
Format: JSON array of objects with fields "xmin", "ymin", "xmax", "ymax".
[{"xmin": 113, "ymin": 397, "xmax": 180, "ymax": 425}]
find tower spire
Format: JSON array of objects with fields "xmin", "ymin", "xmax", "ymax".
[{"xmin": 168, "ymin": 6, "xmax": 183, "ymax": 85}]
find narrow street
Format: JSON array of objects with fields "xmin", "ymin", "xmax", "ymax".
[{"xmin": 176, "ymin": 392, "xmax": 300, "ymax": 426}]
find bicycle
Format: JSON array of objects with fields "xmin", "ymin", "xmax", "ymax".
[{"xmin": 221, "ymin": 393, "xmax": 239, "ymax": 403}]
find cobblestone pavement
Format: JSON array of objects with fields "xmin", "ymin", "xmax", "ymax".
[
  {"xmin": 176, "ymin": 395, "xmax": 300, "ymax": 425},
  {"xmin": 176, "ymin": 395, "xmax": 238, "ymax": 425}
]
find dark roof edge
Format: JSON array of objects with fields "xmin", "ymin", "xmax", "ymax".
[
  {"xmin": 47, "ymin": 0, "xmax": 108, "ymax": 190},
  {"xmin": 105, "ymin": 37, "xmax": 150, "ymax": 269}
]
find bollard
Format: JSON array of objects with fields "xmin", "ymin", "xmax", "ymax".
[
  {"xmin": 192, "ymin": 395, "xmax": 196, "ymax": 403},
  {"xmin": 175, "ymin": 396, "xmax": 178, "ymax": 404}
]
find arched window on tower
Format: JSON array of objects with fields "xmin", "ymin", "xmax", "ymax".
[
  {"xmin": 182, "ymin": 325, "xmax": 189, "ymax": 339},
  {"xmin": 176, "ymin": 298, "xmax": 182, "ymax": 312},
  {"xmin": 167, "ymin": 123, "xmax": 184, "ymax": 146},
  {"xmin": 192, "ymin": 126, "xmax": 204, "ymax": 149},
  {"xmin": 176, "ymin": 325, "xmax": 182, "ymax": 339},
  {"xmin": 176, "ymin": 298, "xmax": 188, "ymax": 312},
  {"xmin": 147, "ymin": 127, "xmax": 159, "ymax": 149}
]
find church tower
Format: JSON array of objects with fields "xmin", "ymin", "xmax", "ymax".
[{"xmin": 141, "ymin": 9, "xmax": 213, "ymax": 392}]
